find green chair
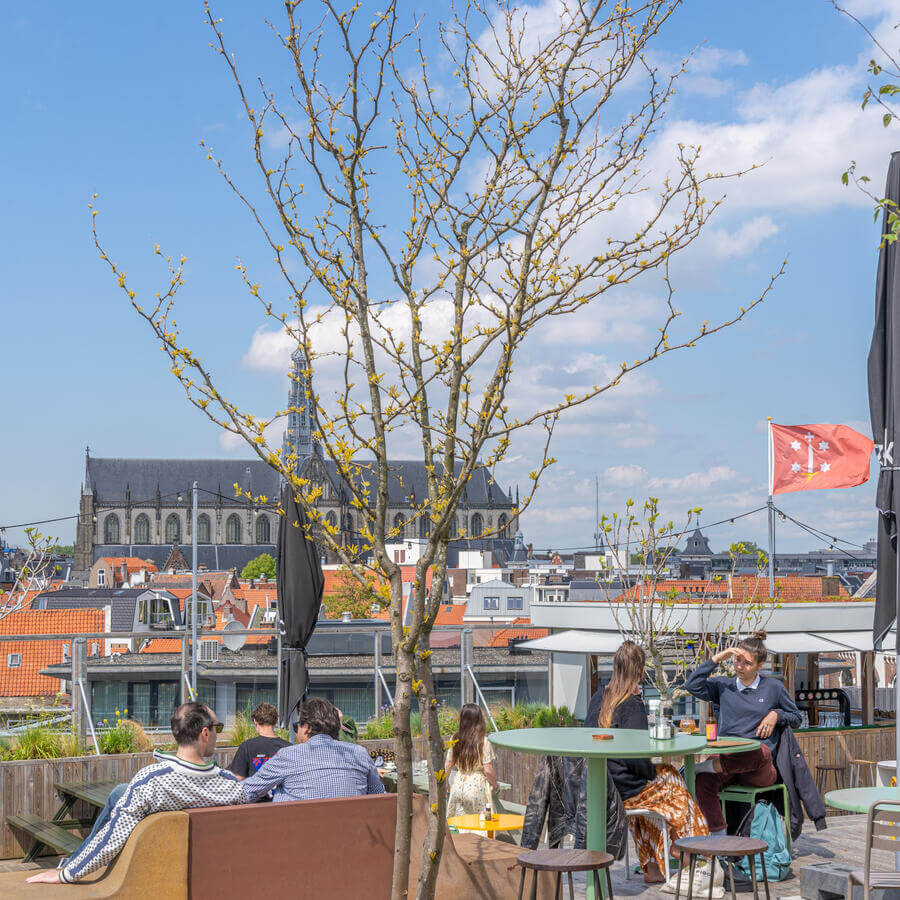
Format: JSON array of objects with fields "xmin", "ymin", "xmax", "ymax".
[{"xmin": 718, "ymin": 782, "xmax": 791, "ymax": 852}]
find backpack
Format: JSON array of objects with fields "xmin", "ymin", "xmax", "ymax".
[{"xmin": 736, "ymin": 801, "xmax": 792, "ymax": 882}]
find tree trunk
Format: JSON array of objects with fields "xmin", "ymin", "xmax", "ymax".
[{"xmin": 415, "ymin": 651, "xmax": 447, "ymax": 900}]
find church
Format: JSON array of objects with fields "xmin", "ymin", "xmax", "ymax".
[{"xmin": 73, "ymin": 349, "xmax": 519, "ymax": 581}]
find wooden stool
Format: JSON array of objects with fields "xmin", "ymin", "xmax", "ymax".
[
  {"xmin": 849, "ymin": 759, "xmax": 877, "ymax": 788},
  {"xmin": 673, "ymin": 835, "xmax": 770, "ymax": 900},
  {"xmin": 815, "ymin": 764, "xmax": 846, "ymax": 796},
  {"xmin": 516, "ymin": 848, "xmax": 614, "ymax": 900}
]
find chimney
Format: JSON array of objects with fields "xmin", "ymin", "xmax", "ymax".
[
  {"xmin": 120, "ymin": 562, "xmax": 128, "ymax": 585},
  {"xmin": 341, "ymin": 611, "xmax": 352, "ymax": 623}
]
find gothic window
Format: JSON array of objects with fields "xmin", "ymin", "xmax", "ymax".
[
  {"xmin": 325, "ymin": 511, "xmax": 338, "ymax": 533},
  {"xmin": 471, "ymin": 513, "xmax": 483, "ymax": 537},
  {"xmin": 197, "ymin": 514, "xmax": 211, "ymax": 544},
  {"xmin": 498, "ymin": 514, "xmax": 508, "ymax": 539},
  {"xmin": 256, "ymin": 515, "xmax": 271, "ymax": 543},
  {"xmin": 103, "ymin": 514, "xmax": 120, "ymax": 544},
  {"xmin": 165, "ymin": 514, "xmax": 181, "ymax": 545},
  {"xmin": 343, "ymin": 513, "xmax": 354, "ymax": 535},
  {"xmin": 134, "ymin": 514, "xmax": 150, "ymax": 544},
  {"xmin": 226, "ymin": 513, "xmax": 242, "ymax": 544},
  {"xmin": 393, "ymin": 513, "xmax": 406, "ymax": 540},
  {"xmin": 419, "ymin": 516, "xmax": 431, "ymax": 539},
  {"xmin": 450, "ymin": 515, "xmax": 459, "ymax": 538}
]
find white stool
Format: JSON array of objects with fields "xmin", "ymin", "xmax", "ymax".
[{"xmin": 624, "ymin": 808, "xmax": 670, "ymax": 881}]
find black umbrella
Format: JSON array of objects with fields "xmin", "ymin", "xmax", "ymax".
[
  {"xmin": 276, "ymin": 484, "xmax": 325, "ymax": 731},
  {"xmin": 869, "ymin": 151, "xmax": 900, "ymax": 650}
]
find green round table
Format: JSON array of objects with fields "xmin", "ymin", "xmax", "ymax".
[
  {"xmin": 489, "ymin": 728, "xmax": 708, "ymax": 899},
  {"xmin": 825, "ymin": 787, "xmax": 900, "ymax": 812}
]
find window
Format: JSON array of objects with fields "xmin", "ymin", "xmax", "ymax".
[
  {"xmin": 103, "ymin": 514, "xmax": 120, "ymax": 544},
  {"xmin": 256, "ymin": 515, "xmax": 271, "ymax": 543},
  {"xmin": 325, "ymin": 511, "xmax": 338, "ymax": 533},
  {"xmin": 471, "ymin": 513, "xmax": 483, "ymax": 537},
  {"xmin": 199, "ymin": 640, "xmax": 219, "ymax": 662},
  {"xmin": 165, "ymin": 514, "xmax": 181, "ymax": 544},
  {"xmin": 484, "ymin": 596, "xmax": 500, "ymax": 611},
  {"xmin": 419, "ymin": 516, "xmax": 431, "ymax": 539},
  {"xmin": 507, "ymin": 595, "xmax": 523, "ymax": 611},
  {"xmin": 7, "ymin": 653, "xmax": 21, "ymax": 668},
  {"xmin": 393, "ymin": 513, "xmax": 406, "ymax": 540},
  {"xmin": 185, "ymin": 598, "xmax": 212, "ymax": 626},
  {"xmin": 343, "ymin": 512, "xmax": 354, "ymax": 535},
  {"xmin": 450, "ymin": 515, "xmax": 459, "ymax": 538},
  {"xmin": 226, "ymin": 514, "xmax": 242, "ymax": 544},
  {"xmin": 134, "ymin": 514, "xmax": 150, "ymax": 543},
  {"xmin": 498, "ymin": 514, "xmax": 508, "ymax": 539},
  {"xmin": 197, "ymin": 514, "xmax": 211, "ymax": 544},
  {"xmin": 97, "ymin": 568, "xmax": 106, "ymax": 587}
]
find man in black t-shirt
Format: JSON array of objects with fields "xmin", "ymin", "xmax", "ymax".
[{"xmin": 229, "ymin": 703, "xmax": 290, "ymax": 779}]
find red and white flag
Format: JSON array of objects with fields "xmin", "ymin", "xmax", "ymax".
[{"xmin": 769, "ymin": 423, "xmax": 874, "ymax": 495}]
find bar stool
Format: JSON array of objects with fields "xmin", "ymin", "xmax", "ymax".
[
  {"xmin": 516, "ymin": 848, "xmax": 614, "ymax": 900},
  {"xmin": 849, "ymin": 759, "xmax": 877, "ymax": 788},
  {"xmin": 815, "ymin": 764, "xmax": 846, "ymax": 796},
  {"xmin": 673, "ymin": 835, "xmax": 770, "ymax": 900}
]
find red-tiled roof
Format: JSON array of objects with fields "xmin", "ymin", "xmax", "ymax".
[
  {"xmin": 234, "ymin": 583, "xmax": 278, "ymax": 613},
  {"xmin": 0, "ymin": 609, "xmax": 105, "ymax": 696},
  {"xmin": 434, "ymin": 604, "xmax": 466, "ymax": 627},
  {"xmin": 613, "ymin": 575, "xmax": 853, "ymax": 603},
  {"xmin": 139, "ymin": 639, "xmax": 183, "ymax": 654},
  {"xmin": 487, "ymin": 617, "xmax": 548, "ymax": 647},
  {"xmin": 99, "ymin": 557, "xmax": 158, "ymax": 574}
]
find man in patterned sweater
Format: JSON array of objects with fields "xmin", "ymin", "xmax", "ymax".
[{"xmin": 27, "ymin": 702, "xmax": 246, "ymax": 885}]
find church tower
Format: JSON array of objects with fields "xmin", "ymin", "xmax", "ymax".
[{"xmin": 282, "ymin": 347, "xmax": 314, "ymax": 470}]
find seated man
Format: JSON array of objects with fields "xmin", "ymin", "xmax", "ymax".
[
  {"xmin": 228, "ymin": 702, "xmax": 290, "ymax": 780},
  {"xmin": 241, "ymin": 697, "xmax": 385, "ymax": 803},
  {"xmin": 27, "ymin": 702, "xmax": 245, "ymax": 885}
]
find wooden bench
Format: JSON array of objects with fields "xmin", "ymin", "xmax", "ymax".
[{"xmin": 1, "ymin": 794, "xmax": 540, "ymax": 898}]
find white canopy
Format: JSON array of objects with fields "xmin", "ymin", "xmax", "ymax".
[
  {"xmin": 521, "ymin": 628, "xmax": 897, "ymax": 655},
  {"xmin": 519, "ymin": 630, "xmax": 625, "ymax": 653}
]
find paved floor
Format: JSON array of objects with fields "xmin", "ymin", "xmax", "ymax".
[
  {"xmin": 544, "ymin": 814, "xmax": 880, "ymax": 899},
  {"xmin": 0, "ymin": 814, "xmax": 880, "ymax": 895}
]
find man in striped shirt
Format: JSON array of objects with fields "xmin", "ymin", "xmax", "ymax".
[
  {"xmin": 27, "ymin": 702, "xmax": 245, "ymax": 885},
  {"xmin": 240, "ymin": 697, "xmax": 385, "ymax": 803}
]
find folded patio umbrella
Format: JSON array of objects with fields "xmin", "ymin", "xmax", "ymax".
[
  {"xmin": 276, "ymin": 484, "xmax": 324, "ymax": 731},
  {"xmin": 868, "ymin": 151, "xmax": 900, "ymax": 792},
  {"xmin": 868, "ymin": 150, "xmax": 900, "ymax": 650}
]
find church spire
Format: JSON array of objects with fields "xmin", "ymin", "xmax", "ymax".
[{"xmin": 282, "ymin": 346, "xmax": 314, "ymax": 470}]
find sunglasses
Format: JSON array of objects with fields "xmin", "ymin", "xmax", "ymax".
[{"xmin": 206, "ymin": 722, "xmax": 225, "ymax": 733}]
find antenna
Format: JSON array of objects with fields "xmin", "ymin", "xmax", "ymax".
[
  {"xmin": 593, "ymin": 475, "xmax": 602, "ymax": 552},
  {"xmin": 221, "ymin": 619, "xmax": 247, "ymax": 652}
]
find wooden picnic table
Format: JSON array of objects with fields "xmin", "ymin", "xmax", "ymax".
[{"xmin": 8, "ymin": 780, "xmax": 119, "ymax": 863}]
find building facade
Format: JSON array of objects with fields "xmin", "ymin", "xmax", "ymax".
[{"xmin": 74, "ymin": 349, "xmax": 519, "ymax": 580}]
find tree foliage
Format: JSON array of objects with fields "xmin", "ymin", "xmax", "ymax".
[
  {"xmin": 240, "ymin": 553, "xmax": 277, "ymax": 581},
  {"xmin": 323, "ymin": 566, "xmax": 385, "ymax": 619}
]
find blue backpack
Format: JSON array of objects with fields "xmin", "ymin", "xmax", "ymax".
[{"xmin": 737, "ymin": 801, "xmax": 792, "ymax": 882}]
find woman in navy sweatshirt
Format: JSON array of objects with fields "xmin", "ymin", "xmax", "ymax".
[
  {"xmin": 585, "ymin": 641, "xmax": 708, "ymax": 883},
  {"xmin": 685, "ymin": 631, "xmax": 801, "ymax": 835}
]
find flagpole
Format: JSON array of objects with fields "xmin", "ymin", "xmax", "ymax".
[{"xmin": 767, "ymin": 418, "xmax": 776, "ymax": 598}]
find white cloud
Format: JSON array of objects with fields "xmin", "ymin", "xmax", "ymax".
[
  {"xmin": 648, "ymin": 465, "xmax": 741, "ymax": 492},
  {"xmin": 705, "ymin": 216, "xmax": 780, "ymax": 260},
  {"xmin": 603, "ymin": 464, "xmax": 647, "ymax": 488},
  {"xmin": 649, "ymin": 46, "xmax": 750, "ymax": 98}
]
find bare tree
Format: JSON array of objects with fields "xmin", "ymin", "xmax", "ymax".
[
  {"xmin": 600, "ymin": 499, "xmax": 776, "ymax": 702},
  {"xmin": 0, "ymin": 528, "xmax": 58, "ymax": 622},
  {"xmin": 90, "ymin": 1, "xmax": 784, "ymax": 895}
]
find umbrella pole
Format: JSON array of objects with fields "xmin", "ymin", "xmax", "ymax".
[{"xmin": 895, "ymin": 553, "xmax": 899, "ymax": 870}]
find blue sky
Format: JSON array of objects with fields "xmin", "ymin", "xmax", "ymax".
[{"xmin": 2, "ymin": 0, "xmax": 899, "ymax": 554}]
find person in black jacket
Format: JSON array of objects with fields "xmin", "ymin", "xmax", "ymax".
[{"xmin": 585, "ymin": 642, "xmax": 709, "ymax": 883}]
